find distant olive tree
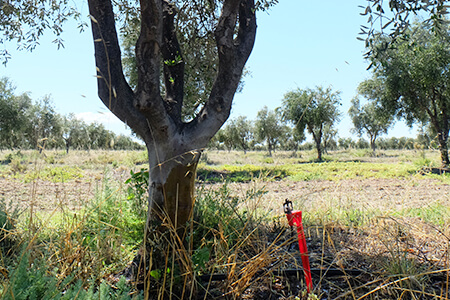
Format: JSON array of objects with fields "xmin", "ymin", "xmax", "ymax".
[
  {"xmin": 225, "ymin": 116, "xmax": 253, "ymax": 153},
  {"xmin": 24, "ymin": 96, "xmax": 60, "ymax": 151},
  {"xmin": 0, "ymin": 77, "xmax": 32, "ymax": 149},
  {"xmin": 338, "ymin": 137, "xmax": 356, "ymax": 150},
  {"xmin": 216, "ymin": 128, "xmax": 234, "ymax": 152},
  {"xmin": 282, "ymin": 86, "xmax": 341, "ymax": 161},
  {"xmin": 280, "ymin": 126, "xmax": 305, "ymax": 153},
  {"xmin": 255, "ymin": 106, "xmax": 286, "ymax": 156},
  {"xmin": 349, "ymin": 78, "xmax": 394, "ymax": 154}
]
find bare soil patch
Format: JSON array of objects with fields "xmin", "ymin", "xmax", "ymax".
[
  {"xmin": 3, "ymin": 174, "xmax": 448, "ymax": 216},
  {"xmin": 220, "ymin": 177, "xmax": 450, "ymax": 214},
  {"xmin": 0, "ymin": 168, "xmax": 130, "ymax": 213}
]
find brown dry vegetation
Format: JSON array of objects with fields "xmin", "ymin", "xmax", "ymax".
[{"xmin": 1, "ymin": 148, "xmax": 450, "ymax": 299}]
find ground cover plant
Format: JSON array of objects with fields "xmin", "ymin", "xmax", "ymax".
[{"xmin": 0, "ymin": 148, "xmax": 449, "ymax": 299}]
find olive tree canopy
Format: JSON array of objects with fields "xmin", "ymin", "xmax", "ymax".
[
  {"xmin": 254, "ymin": 106, "xmax": 287, "ymax": 156},
  {"xmin": 368, "ymin": 22, "xmax": 450, "ymax": 167}
]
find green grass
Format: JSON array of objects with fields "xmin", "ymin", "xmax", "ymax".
[
  {"xmin": 197, "ymin": 164, "xmax": 290, "ymax": 182},
  {"xmin": 198, "ymin": 160, "xmax": 426, "ymax": 183},
  {"xmin": 288, "ymin": 161, "xmax": 417, "ymax": 181},
  {"xmin": 394, "ymin": 202, "xmax": 450, "ymax": 226},
  {"xmin": 200, "ymin": 149, "xmax": 447, "ymax": 183},
  {"xmin": 22, "ymin": 165, "xmax": 83, "ymax": 183}
]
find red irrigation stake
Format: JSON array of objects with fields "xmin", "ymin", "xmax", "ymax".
[{"xmin": 283, "ymin": 199, "xmax": 313, "ymax": 293}]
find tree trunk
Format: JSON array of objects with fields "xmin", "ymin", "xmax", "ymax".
[
  {"xmin": 311, "ymin": 131, "xmax": 322, "ymax": 161},
  {"xmin": 64, "ymin": 138, "xmax": 70, "ymax": 154},
  {"xmin": 315, "ymin": 140, "xmax": 322, "ymax": 161},
  {"xmin": 370, "ymin": 135, "xmax": 376, "ymax": 155},
  {"xmin": 437, "ymin": 132, "xmax": 450, "ymax": 167},
  {"xmin": 146, "ymin": 145, "xmax": 201, "ymax": 233},
  {"xmin": 309, "ymin": 126, "xmax": 323, "ymax": 161},
  {"xmin": 267, "ymin": 139, "xmax": 273, "ymax": 156}
]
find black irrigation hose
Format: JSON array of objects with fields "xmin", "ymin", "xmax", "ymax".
[
  {"xmin": 197, "ymin": 268, "xmax": 450, "ymax": 283},
  {"xmin": 197, "ymin": 268, "xmax": 364, "ymax": 282}
]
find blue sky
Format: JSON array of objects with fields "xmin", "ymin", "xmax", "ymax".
[{"xmin": 2, "ymin": 0, "xmax": 418, "ymax": 140}]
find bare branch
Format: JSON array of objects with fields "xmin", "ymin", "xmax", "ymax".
[
  {"xmin": 134, "ymin": 0, "xmax": 174, "ymax": 138},
  {"xmin": 187, "ymin": 0, "xmax": 256, "ymax": 147},
  {"xmin": 88, "ymin": 0, "xmax": 149, "ymax": 139}
]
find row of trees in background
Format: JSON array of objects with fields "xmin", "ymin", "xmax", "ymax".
[
  {"xmin": 1, "ymin": 75, "xmax": 438, "ymax": 157},
  {"xmin": 212, "ymin": 106, "xmax": 434, "ymax": 155},
  {"xmin": 0, "ymin": 77, "xmax": 143, "ymax": 151}
]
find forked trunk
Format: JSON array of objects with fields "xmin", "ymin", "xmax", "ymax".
[{"xmin": 88, "ymin": 0, "xmax": 257, "ymax": 232}]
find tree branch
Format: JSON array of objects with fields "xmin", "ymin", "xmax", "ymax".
[
  {"xmin": 136, "ymin": 0, "xmax": 162, "ymax": 100},
  {"xmin": 161, "ymin": 0, "xmax": 185, "ymax": 122},
  {"xmin": 88, "ymin": 0, "xmax": 149, "ymax": 139},
  {"xmin": 134, "ymin": 0, "xmax": 174, "ymax": 138},
  {"xmin": 187, "ymin": 0, "xmax": 256, "ymax": 147},
  {"xmin": 236, "ymin": 0, "xmax": 258, "ymax": 66}
]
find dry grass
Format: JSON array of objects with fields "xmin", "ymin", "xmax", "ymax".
[{"xmin": 0, "ymin": 148, "xmax": 449, "ymax": 299}]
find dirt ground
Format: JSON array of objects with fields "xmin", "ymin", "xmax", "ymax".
[
  {"xmin": 2, "ymin": 163, "xmax": 450, "ymax": 298},
  {"xmin": 2, "ymin": 169, "xmax": 449, "ymax": 215},
  {"xmin": 0, "ymin": 168, "xmax": 129, "ymax": 213},
  {"xmin": 209, "ymin": 177, "xmax": 450, "ymax": 216}
]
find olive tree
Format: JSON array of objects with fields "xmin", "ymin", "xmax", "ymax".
[
  {"xmin": 61, "ymin": 114, "xmax": 89, "ymax": 153},
  {"xmin": 225, "ymin": 116, "xmax": 253, "ymax": 153},
  {"xmin": 349, "ymin": 77, "xmax": 395, "ymax": 154},
  {"xmin": 85, "ymin": 0, "xmax": 267, "ymax": 233},
  {"xmin": 282, "ymin": 86, "xmax": 341, "ymax": 161},
  {"xmin": 369, "ymin": 22, "xmax": 450, "ymax": 166},
  {"xmin": 254, "ymin": 106, "xmax": 287, "ymax": 156},
  {"xmin": 0, "ymin": 77, "xmax": 32, "ymax": 149},
  {"xmin": 24, "ymin": 96, "xmax": 60, "ymax": 151}
]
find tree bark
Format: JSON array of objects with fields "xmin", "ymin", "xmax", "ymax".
[
  {"xmin": 267, "ymin": 139, "xmax": 273, "ymax": 156},
  {"xmin": 310, "ymin": 127, "xmax": 322, "ymax": 161},
  {"xmin": 315, "ymin": 140, "xmax": 322, "ymax": 161},
  {"xmin": 428, "ymin": 112, "xmax": 450, "ymax": 168},
  {"xmin": 145, "ymin": 139, "xmax": 201, "ymax": 233}
]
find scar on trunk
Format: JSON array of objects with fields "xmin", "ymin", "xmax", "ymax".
[{"xmin": 162, "ymin": 161, "xmax": 198, "ymax": 228}]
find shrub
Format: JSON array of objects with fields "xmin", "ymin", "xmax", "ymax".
[{"xmin": 2, "ymin": 250, "xmax": 143, "ymax": 299}]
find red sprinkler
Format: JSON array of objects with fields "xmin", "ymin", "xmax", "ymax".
[{"xmin": 283, "ymin": 199, "xmax": 313, "ymax": 293}]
